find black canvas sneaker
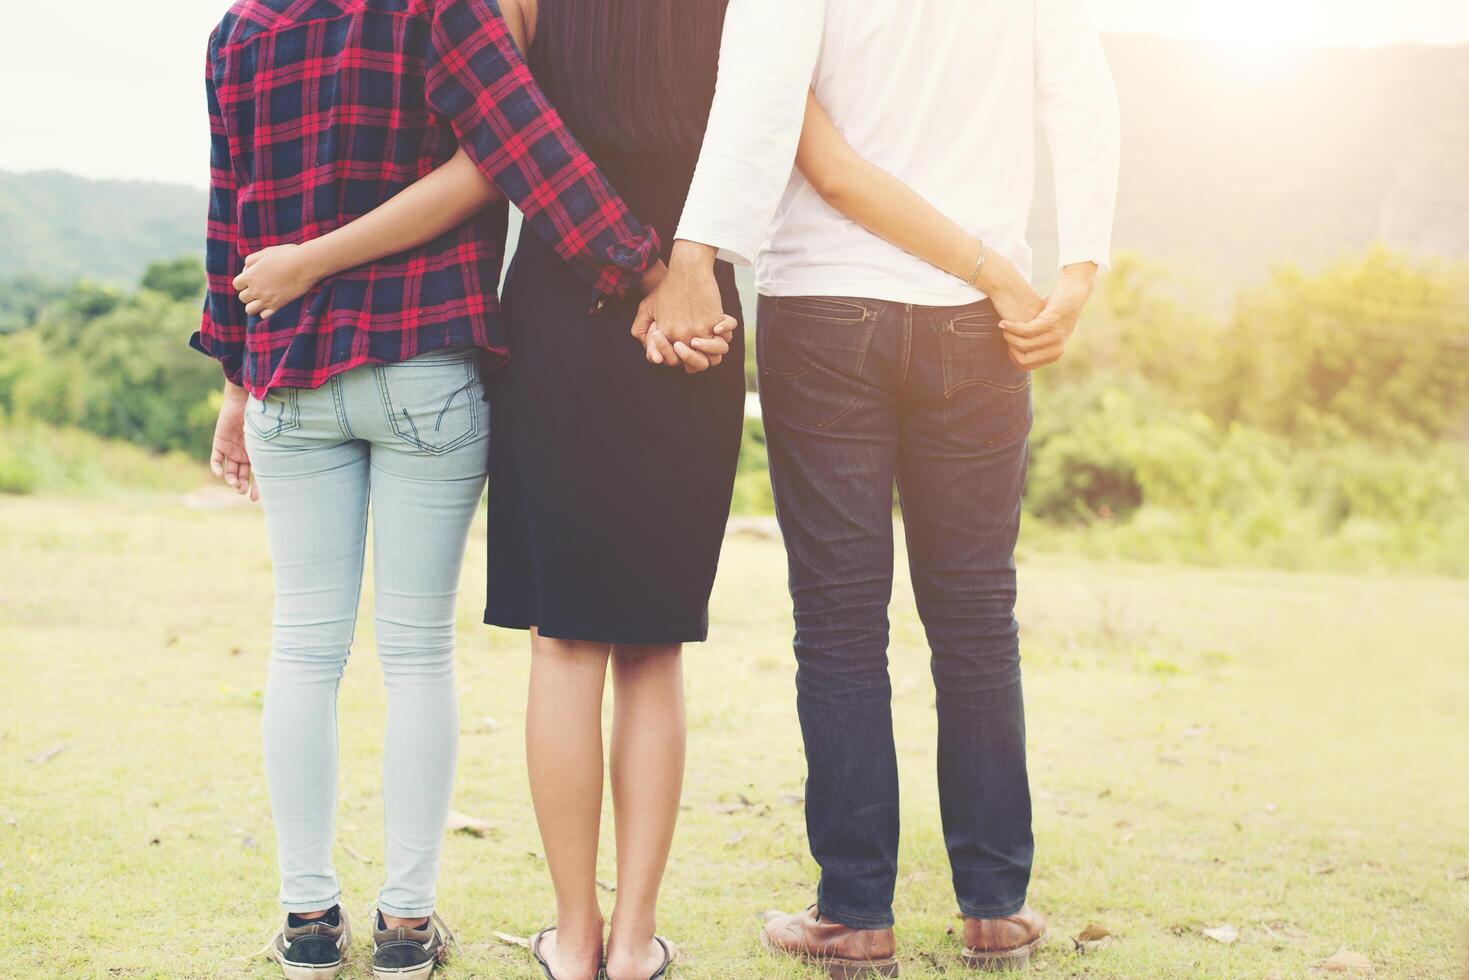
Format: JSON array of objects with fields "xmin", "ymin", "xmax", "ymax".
[
  {"xmin": 268, "ymin": 905, "xmax": 352, "ymax": 980},
  {"xmin": 371, "ymin": 908, "xmax": 456, "ymax": 980}
]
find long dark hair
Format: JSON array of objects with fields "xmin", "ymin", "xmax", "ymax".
[{"xmin": 531, "ymin": 0, "xmax": 729, "ymax": 152}]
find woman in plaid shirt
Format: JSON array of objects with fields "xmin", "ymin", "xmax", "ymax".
[{"xmin": 190, "ymin": 1, "xmax": 734, "ymax": 978}]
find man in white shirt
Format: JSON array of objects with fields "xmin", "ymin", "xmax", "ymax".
[{"xmin": 653, "ymin": 2, "xmax": 1119, "ymax": 971}]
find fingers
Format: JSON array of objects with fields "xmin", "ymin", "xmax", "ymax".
[
  {"xmin": 646, "ymin": 326, "xmax": 678, "ymax": 367},
  {"xmin": 1009, "ymin": 343, "xmax": 1065, "ymax": 371},
  {"xmin": 689, "ymin": 335, "xmax": 730, "ymax": 357},
  {"xmin": 228, "ymin": 459, "xmax": 252, "ymax": 496},
  {"xmin": 694, "ymin": 317, "xmax": 736, "ymax": 371},
  {"xmin": 673, "ymin": 341, "xmax": 711, "ymax": 374},
  {"xmin": 239, "ymin": 288, "xmax": 277, "ymax": 319},
  {"xmin": 1001, "ymin": 329, "xmax": 1063, "ymax": 354},
  {"xmin": 234, "ymin": 254, "xmax": 261, "ymax": 292},
  {"xmin": 638, "ymin": 311, "xmax": 733, "ymax": 371},
  {"xmin": 999, "ymin": 311, "xmax": 1060, "ymax": 339},
  {"xmin": 222, "ymin": 455, "xmax": 242, "ymax": 490},
  {"xmin": 630, "ymin": 302, "xmax": 655, "ymax": 343},
  {"xmin": 215, "ymin": 441, "xmax": 257, "ymax": 494}
]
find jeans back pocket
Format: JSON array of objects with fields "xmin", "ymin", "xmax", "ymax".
[
  {"xmin": 937, "ymin": 310, "xmax": 1031, "ymax": 449},
  {"xmin": 376, "ymin": 355, "xmax": 482, "ymax": 455},
  {"xmin": 758, "ymin": 296, "xmax": 879, "ymax": 430},
  {"xmin": 244, "ymin": 389, "xmax": 301, "ymax": 442}
]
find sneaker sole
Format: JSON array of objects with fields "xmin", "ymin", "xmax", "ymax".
[
  {"xmin": 372, "ymin": 963, "xmax": 436, "ymax": 980},
  {"xmin": 271, "ymin": 911, "xmax": 353, "ymax": 980},
  {"xmin": 759, "ymin": 930, "xmax": 900, "ymax": 979},
  {"xmin": 959, "ymin": 932, "xmax": 1044, "ymax": 972},
  {"xmin": 275, "ymin": 962, "xmax": 347, "ymax": 980}
]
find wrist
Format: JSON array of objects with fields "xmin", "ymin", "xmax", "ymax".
[
  {"xmin": 1060, "ymin": 261, "xmax": 1098, "ymax": 289},
  {"xmin": 296, "ymin": 239, "xmax": 335, "ymax": 283},
  {"xmin": 670, "ymin": 239, "xmax": 718, "ymax": 273},
  {"xmin": 641, "ymin": 260, "xmax": 669, "ymax": 293},
  {"xmin": 974, "ymin": 251, "xmax": 1026, "ymax": 299}
]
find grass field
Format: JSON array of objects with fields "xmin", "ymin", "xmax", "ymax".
[{"xmin": 2, "ymin": 493, "xmax": 1467, "ymax": 979}]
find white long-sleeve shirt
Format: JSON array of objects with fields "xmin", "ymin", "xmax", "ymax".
[{"xmin": 675, "ymin": 0, "xmax": 1121, "ymax": 307}]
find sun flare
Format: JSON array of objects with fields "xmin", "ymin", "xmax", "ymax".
[{"xmin": 1189, "ymin": 0, "xmax": 1313, "ymax": 49}]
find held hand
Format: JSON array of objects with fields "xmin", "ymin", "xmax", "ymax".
[
  {"xmin": 633, "ymin": 309, "xmax": 737, "ymax": 374},
  {"xmin": 653, "ymin": 318, "xmax": 736, "ymax": 374},
  {"xmin": 998, "ymin": 263, "xmax": 1097, "ymax": 372},
  {"xmin": 631, "ymin": 292, "xmax": 680, "ymax": 366},
  {"xmin": 646, "ymin": 240, "xmax": 724, "ymax": 346},
  {"xmin": 211, "ymin": 382, "xmax": 259, "ymax": 502},
  {"xmin": 233, "ymin": 244, "xmax": 323, "ymax": 320},
  {"xmin": 975, "ymin": 251, "xmax": 1046, "ymax": 328}
]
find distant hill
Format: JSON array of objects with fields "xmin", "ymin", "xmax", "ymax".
[
  {"xmin": 0, "ymin": 171, "xmax": 205, "ymax": 285},
  {"xmin": 3, "ymin": 35, "xmax": 1467, "ymax": 293}
]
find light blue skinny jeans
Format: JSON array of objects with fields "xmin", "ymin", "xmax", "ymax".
[{"xmin": 244, "ymin": 347, "xmax": 488, "ymax": 918}]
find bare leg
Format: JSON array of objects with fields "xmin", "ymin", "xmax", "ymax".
[
  {"xmin": 604, "ymin": 645, "xmax": 686, "ymax": 980},
  {"xmin": 527, "ymin": 629, "xmax": 612, "ymax": 980}
]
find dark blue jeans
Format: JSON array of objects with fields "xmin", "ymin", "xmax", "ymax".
[{"xmin": 757, "ymin": 294, "xmax": 1034, "ymax": 929}]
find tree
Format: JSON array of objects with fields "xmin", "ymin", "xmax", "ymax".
[{"xmin": 141, "ymin": 257, "xmax": 206, "ymax": 302}]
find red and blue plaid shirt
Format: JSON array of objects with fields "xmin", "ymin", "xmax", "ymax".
[{"xmin": 192, "ymin": 0, "xmax": 660, "ymax": 397}]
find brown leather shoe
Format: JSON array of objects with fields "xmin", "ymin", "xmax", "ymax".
[
  {"xmin": 960, "ymin": 906, "xmax": 1046, "ymax": 971},
  {"xmin": 760, "ymin": 906, "xmax": 899, "ymax": 979}
]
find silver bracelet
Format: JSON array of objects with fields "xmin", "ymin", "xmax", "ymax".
[{"xmin": 964, "ymin": 240, "xmax": 989, "ymax": 287}]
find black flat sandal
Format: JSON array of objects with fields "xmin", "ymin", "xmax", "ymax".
[
  {"xmin": 596, "ymin": 936, "xmax": 676, "ymax": 980},
  {"xmin": 531, "ymin": 927, "xmax": 609, "ymax": 980},
  {"xmin": 530, "ymin": 928, "xmax": 561, "ymax": 980},
  {"xmin": 635, "ymin": 936, "xmax": 676, "ymax": 980}
]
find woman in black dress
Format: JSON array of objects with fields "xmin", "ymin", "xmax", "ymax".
[{"xmin": 490, "ymin": 2, "xmax": 743, "ymax": 979}]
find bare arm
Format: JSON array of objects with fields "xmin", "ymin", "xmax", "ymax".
[
  {"xmin": 292, "ymin": 149, "xmax": 499, "ymax": 280},
  {"xmin": 795, "ymin": 91, "xmax": 1038, "ymax": 310},
  {"xmin": 234, "ymin": 151, "xmax": 501, "ymax": 318},
  {"xmin": 296, "ymin": 0, "xmax": 532, "ymax": 279}
]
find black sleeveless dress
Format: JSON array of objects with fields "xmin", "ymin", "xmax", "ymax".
[{"xmin": 484, "ymin": 17, "xmax": 746, "ymax": 644}]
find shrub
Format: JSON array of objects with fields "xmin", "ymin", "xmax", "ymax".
[{"xmin": 0, "ymin": 417, "xmax": 201, "ymax": 496}]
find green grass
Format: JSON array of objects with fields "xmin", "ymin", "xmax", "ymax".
[{"xmin": 1, "ymin": 495, "xmax": 1466, "ymax": 978}]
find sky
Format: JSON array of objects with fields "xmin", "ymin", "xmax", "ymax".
[{"xmin": 2, "ymin": 0, "xmax": 1468, "ymax": 188}]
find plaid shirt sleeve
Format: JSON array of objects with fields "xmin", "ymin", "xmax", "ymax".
[
  {"xmin": 426, "ymin": 0, "xmax": 660, "ymax": 310},
  {"xmin": 190, "ymin": 31, "xmax": 247, "ymax": 385}
]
